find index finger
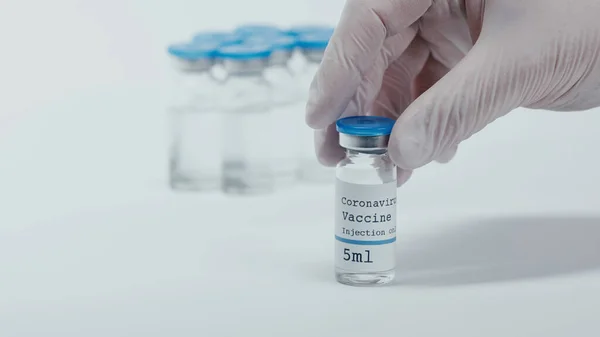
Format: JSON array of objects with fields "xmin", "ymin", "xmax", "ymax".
[{"xmin": 305, "ymin": 0, "xmax": 432, "ymax": 129}]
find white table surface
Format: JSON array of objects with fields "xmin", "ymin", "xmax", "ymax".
[{"xmin": 1, "ymin": 81, "xmax": 600, "ymax": 337}]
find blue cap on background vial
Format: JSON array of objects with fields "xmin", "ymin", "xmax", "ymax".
[
  {"xmin": 216, "ymin": 42, "xmax": 273, "ymax": 60},
  {"xmin": 192, "ymin": 31, "xmax": 244, "ymax": 46},
  {"xmin": 167, "ymin": 42, "xmax": 219, "ymax": 60},
  {"xmin": 234, "ymin": 24, "xmax": 283, "ymax": 38},
  {"xmin": 296, "ymin": 31, "xmax": 332, "ymax": 50},
  {"xmin": 336, "ymin": 116, "xmax": 396, "ymax": 137},
  {"xmin": 286, "ymin": 25, "xmax": 334, "ymax": 37},
  {"xmin": 244, "ymin": 34, "xmax": 297, "ymax": 51}
]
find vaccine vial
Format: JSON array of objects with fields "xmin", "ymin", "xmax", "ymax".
[
  {"xmin": 246, "ymin": 34, "xmax": 300, "ymax": 187},
  {"xmin": 285, "ymin": 26, "xmax": 333, "ymax": 75},
  {"xmin": 290, "ymin": 29, "xmax": 332, "ymax": 86},
  {"xmin": 296, "ymin": 32, "xmax": 336, "ymax": 183},
  {"xmin": 285, "ymin": 25, "xmax": 334, "ymax": 37},
  {"xmin": 334, "ymin": 116, "xmax": 398, "ymax": 286},
  {"xmin": 234, "ymin": 24, "xmax": 283, "ymax": 38},
  {"xmin": 217, "ymin": 43, "xmax": 275, "ymax": 194},
  {"xmin": 166, "ymin": 42, "xmax": 221, "ymax": 191},
  {"xmin": 192, "ymin": 32, "xmax": 244, "ymax": 82},
  {"xmin": 192, "ymin": 31, "xmax": 244, "ymax": 46}
]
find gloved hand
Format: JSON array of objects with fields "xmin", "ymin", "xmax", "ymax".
[{"xmin": 305, "ymin": 0, "xmax": 600, "ymax": 185}]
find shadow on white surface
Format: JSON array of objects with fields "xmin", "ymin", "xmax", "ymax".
[{"xmin": 394, "ymin": 215, "xmax": 600, "ymax": 286}]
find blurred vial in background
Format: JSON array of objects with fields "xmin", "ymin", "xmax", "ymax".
[
  {"xmin": 285, "ymin": 24, "xmax": 334, "ymax": 37},
  {"xmin": 245, "ymin": 34, "xmax": 301, "ymax": 187},
  {"xmin": 217, "ymin": 43, "xmax": 275, "ymax": 194},
  {"xmin": 234, "ymin": 24, "xmax": 283, "ymax": 38},
  {"xmin": 166, "ymin": 42, "xmax": 222, "ymax": 191},
  {"xmin": 295, "ymin": 31, "xmax": 336, "ymax": 183},
  {"xmin": 192, "ymin": 32, "xmax": 244, "ymax": 81},
  {"xmin": 285, "ymin": 25, "xmax": 334, "ymax": 80},
  {"xmin": 192, "ymin": 31, "xmax": 244, "ymax": 46}
]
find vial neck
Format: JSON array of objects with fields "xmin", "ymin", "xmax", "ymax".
[
  {"xmin": 171, "ymin": 57, "xmax": 214, "ymax": 72},
  {"xmin": 301, "ymin": 49, "xmax": 325, "ymax": 63},
  {"xmin": 172, "ymin": 67, "xmax": 214, "ymax": 84},
  {"xmin": 269, "ymin": 50, "xmax": 292, "ymax": 67},
  {"xmin": 226, "ymin": 71, "xmax": 264, "ymax": 78},
  {"xmin": 346, "ymin": 149, "xmax": 387, "ymax": 156},
  {"xmin": 223, "ymin": 59, "xmax": 268, "ymax": 75},
  {"xmin": 339, "ymin": 133, "xmax": 390, "ymax": 153}
]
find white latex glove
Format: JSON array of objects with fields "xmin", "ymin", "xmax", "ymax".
[{"xmin": 305, "ymin": 0, "xmax": 600, "ymax": 185}]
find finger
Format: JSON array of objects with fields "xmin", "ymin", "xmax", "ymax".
[
  {"xmin": 412, "ymin": 55, "xmax": 459, "ymax": 164},
  {"xmin": 412, "ymin": 54, "xmax": 450, "ymax": 100},
  {"xmin": 313, "ymin": 33, "xmax": 425, "ymax": 167},
  {"xmin": 342, "ymin": 28, "xmax": 418, "ymax": 118},
  {"xmin": 315, "ymin": 124, "xmax": 345, "ymax": 167},
  {"xmin": 372, "ymin": 36, "xmax": 431, "ymax": 119},
  {"xmin": 397, "ymin": 168, "xmax": 413, "ymax": 186},
  {"xmin": 388, "ymin": 39, "xmax": 523, "ymax": 170},
  {"xmin": 305, "ymin": 0, "xmax": 433, "ymax": 129},
  {"xmin": 435, "ymin": 144, "xmax": 458, "ymax": 163},
  {"xmin": 464, "ymin": 0, "xmax": 485, "ymax": 43}
]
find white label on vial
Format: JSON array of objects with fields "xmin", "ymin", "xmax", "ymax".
[{"xmin": 335, "ymin": 178, "xmax": 397, "ymax": 273}]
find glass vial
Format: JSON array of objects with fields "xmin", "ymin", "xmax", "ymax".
[
  {"xmin": 166, "ymin": 42, "xmax": 221, "ymax": 191},
  {"xmin": 255, "ymin": 35, "xmax": 301, "ymax": 187},
  {"xmin": 192, "ymin": 32, "xmax": 244, "ymax": 82},
  {"xmin": 296, "ymin": 32, "xmax": 336, "ymax": 183},
  {"xmin": 234, "ymin": 24, "xmax": 283, "ymax": 39},
  {"xmin": 285, "ymin": 25, "xmax": 334, "ymax": 75},
  {"xmin": 334, "ymin": 116, "xmax": 398, "ymax": 286},
  {"xmin": 217, "ymin": 43, "xmax": 275, "ymax": 194}
]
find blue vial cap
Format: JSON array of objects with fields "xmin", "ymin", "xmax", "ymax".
[
  {"xmin": 234, "ymin": 24, "xmax": 283, "ymax": 37},
  {"xmin": 296, "ymin": 32, "xmax": 331, "ymax": 50},
  {"xmin": 245, "ymin": 34, "xmax": 297, "ymax": 51},
  {"xmin": 286, "ymin": 25, "xmax": 334, "ymax": 37},
  {"xmin": 336, "ymin": 116, "xmax": 396, "ymax": 136},
  {"xmin": 167, "ymin": 42, "xmax": 219, "ymax": 60},
  {"xmin": 216, "ymin": 43, "xmax": 272, "ymax": 60},
  {"xmin": 192, "ymin": 31, "xmax": 244, "ymax": 46}
]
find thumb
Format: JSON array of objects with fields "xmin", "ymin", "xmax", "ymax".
[{"xmin": 388, "ymin": 38, "xmax": 524, "ymax": 170}]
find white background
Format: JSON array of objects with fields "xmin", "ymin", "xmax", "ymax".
[{"xmin": 2, "ymin": 1, "xmax": 600, "ymax": 336}]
